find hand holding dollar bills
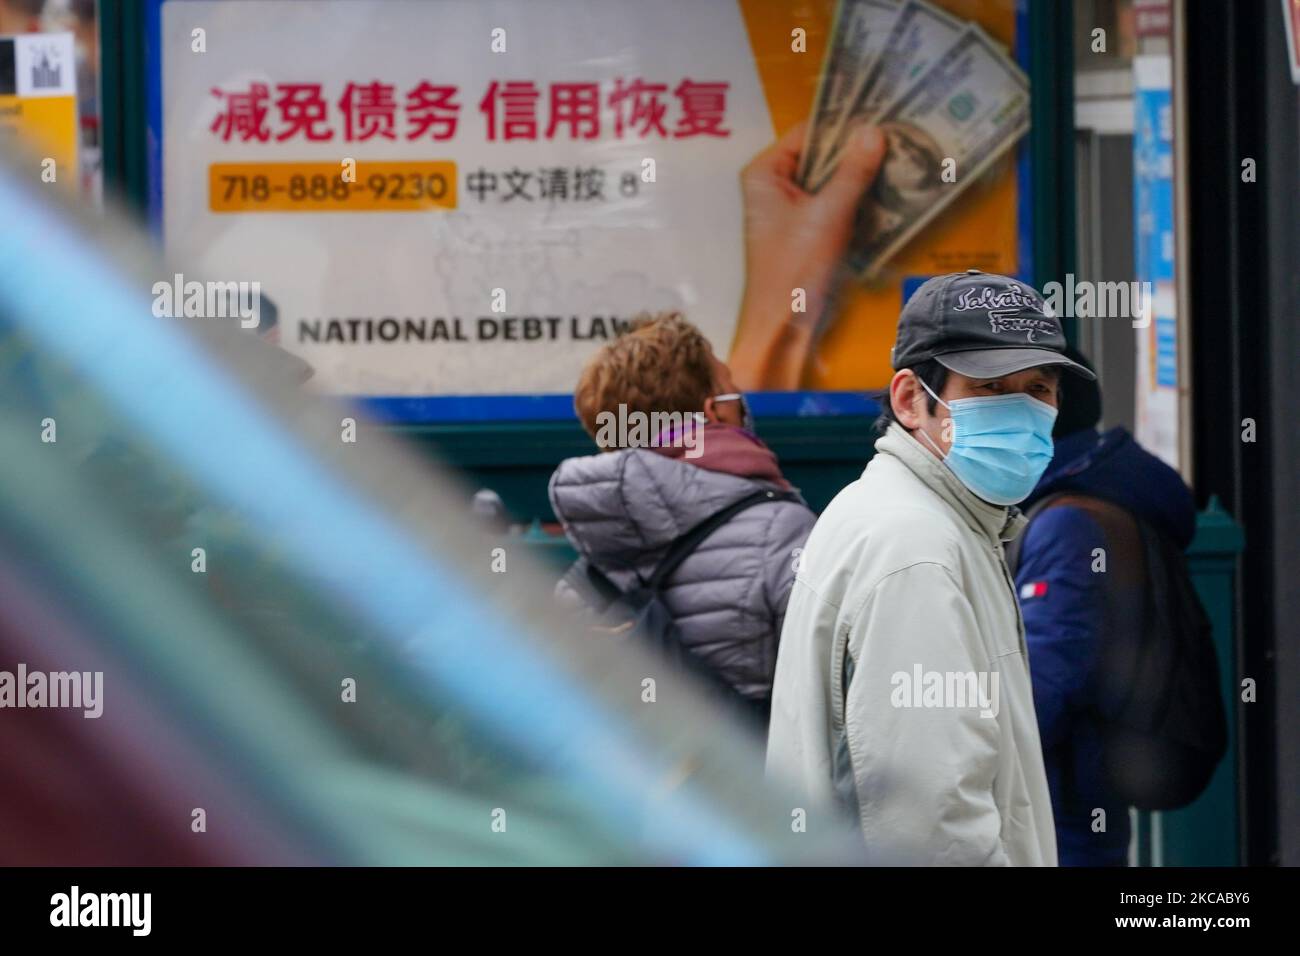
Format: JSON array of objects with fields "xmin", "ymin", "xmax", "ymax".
[
  {"xmin": 729, "ymin": 0, "xmax": 1028, "ymax": 389},
  {"xmin": 729, "ymin": 120, "xmax": 887, "ymax": 390},
  {"xmin": 800, "ymin": 0, "xmax": 1030, "ymax": 280}
]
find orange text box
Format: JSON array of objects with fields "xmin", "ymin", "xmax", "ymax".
[{"xmin": 209, "ymin": 161, "xmax": 458, "ymax": 212}]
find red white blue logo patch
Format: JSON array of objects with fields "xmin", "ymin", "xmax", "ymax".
[{"xmin": 1020, "ymin": 581, "xmax": 1048, "ymax": 600}]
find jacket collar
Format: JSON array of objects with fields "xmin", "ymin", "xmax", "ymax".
[{"xmin": 875, "ymin": 423, "xmax": 1027, "ymax": 545}]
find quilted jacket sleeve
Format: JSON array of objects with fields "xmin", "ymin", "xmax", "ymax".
[{"xmin": 760, "ymin": 500, "xmax": 817, "ymax": 640}]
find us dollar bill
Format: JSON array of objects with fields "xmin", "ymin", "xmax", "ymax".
[
  {"xmin": 809, "ymin": 0, "xmax": 965, "ymax": 185},
  {"xmin": 798, "ymin": 0, "xmax": 900, "ymax": 186},
  {"xmin": 840, "ymin": 28, "xmax": 1030, "ymax": 280}
]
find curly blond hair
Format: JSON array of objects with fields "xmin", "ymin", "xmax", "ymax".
[{"xmin": 573, "ymin": 311, "xmax": 717, "ymax": 444}]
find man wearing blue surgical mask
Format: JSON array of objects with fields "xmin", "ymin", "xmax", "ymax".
[{"xmin": 766, "ymin": 270, "xmax": 1094, "ymax": 866}]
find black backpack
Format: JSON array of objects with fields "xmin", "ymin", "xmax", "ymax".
[
  {"xmin": 561, "ymin": 489, "xmax": 795, "ymax": 725},
  {"xmin": 1008, "ymin": 492, "xmax": 1227, "ymax": 810}
]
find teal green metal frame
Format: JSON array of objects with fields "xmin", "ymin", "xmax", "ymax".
[{"xmin": 99, "ymin": 0, "xmax": 150, "ymax": 214}]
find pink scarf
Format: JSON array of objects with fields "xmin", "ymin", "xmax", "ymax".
[{"xmin": 650, "ymin": 422, "xmax": 793, "ymax": 490}]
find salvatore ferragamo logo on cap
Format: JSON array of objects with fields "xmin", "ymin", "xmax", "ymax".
[
  {"xmin": 953, "ymin": 284, "xmax": 1043, "ymax": 314},
  {"xmin": 986, "ymin": 313, "xmax": 1058, "ymax": 342},
  {"xmin": 953, "ymin": 284, "xmax": 1056, "ymax": 343}
]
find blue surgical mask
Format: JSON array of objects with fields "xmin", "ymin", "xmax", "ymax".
[{"xmin": 916, "ymin": 379, "xmax": 1057, "ymax": 506}]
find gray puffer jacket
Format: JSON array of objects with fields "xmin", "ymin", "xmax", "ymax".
[{"xmin": 549, "ymin": 448, "xmax": 816, "ymax": 701}]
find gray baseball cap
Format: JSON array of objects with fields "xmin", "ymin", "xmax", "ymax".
[{"xmin": 890, "ymin": 270, "xmax": 1096, "ymax": 381}]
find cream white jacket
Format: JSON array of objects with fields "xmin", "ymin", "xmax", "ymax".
[{"xmin": 766, "ymin": 423, "xmax": 1057, "ymax": 866}]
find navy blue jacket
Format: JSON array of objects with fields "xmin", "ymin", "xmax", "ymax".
[{"xmin": 1015, "ymin": 427, "xmax": 1196, "ymax": 867}]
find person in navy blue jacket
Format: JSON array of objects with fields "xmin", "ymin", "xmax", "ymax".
[{"xmin": 1014, "ymin": 347, "xmax": 1196, "ymax": 866}]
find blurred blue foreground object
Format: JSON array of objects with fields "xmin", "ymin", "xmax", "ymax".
[{"xmin": 0, "ymin": 165, "xmax": 872, "ymax": 866}]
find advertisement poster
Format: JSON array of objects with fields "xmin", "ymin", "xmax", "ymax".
[
  {"xmin": 1285, "ymin": 0, "xmax": 1300, "ymax": 85},
  {"xmin": 1132, "ymin": 53, "xmax": 1180, "ymax": 471},
  {"xmin": 0, "ymin": 31, "xmax": 78, "ymax": 188},
  {"xmin": 155, "ymin": 0, "xmax": 1028, "ymax": 420}
]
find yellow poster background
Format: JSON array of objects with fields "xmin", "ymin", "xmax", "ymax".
[
  {"xmin": 0, "ymin": 94, "xmax": 79, "ymax": 187},
  {"xmin": 737, "ymin": 0, "xmax": 1021, "ymax": 390}
]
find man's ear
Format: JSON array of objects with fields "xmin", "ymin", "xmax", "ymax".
[
  {"xmin": 890, "ymin": 370, "xmax": 925, "ymax": 429},
  {"xmin": 701, "ymin": 396, "xmax": 723, "ymax": 425}
]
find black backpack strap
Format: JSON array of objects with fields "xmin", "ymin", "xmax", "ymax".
[
  {"xmin": 1005, "ymin": 492, "xmax": 1067, "ymax": 575},
  {"xmin": 647, "ymin": 489, "xmax": 796, "ymax": 591}
]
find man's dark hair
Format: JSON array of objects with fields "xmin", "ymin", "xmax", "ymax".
[{"xmin": 873, "ymin": 358, "xmax": 949, "ymax": 438}]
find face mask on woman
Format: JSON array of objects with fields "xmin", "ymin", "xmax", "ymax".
[{"xmin": 710, "ymin": 392, "xmax": 756, "ymax": 434}]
